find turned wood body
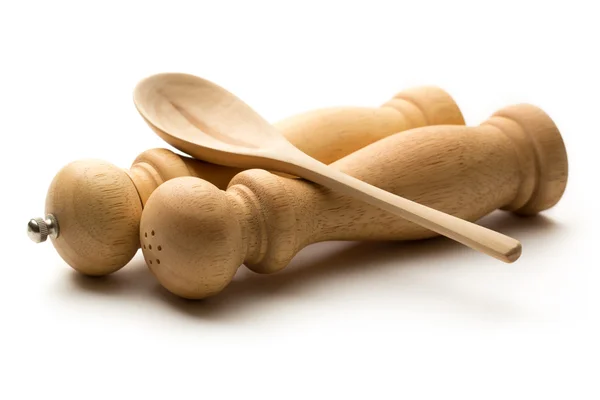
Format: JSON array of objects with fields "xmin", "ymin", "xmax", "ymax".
[
  {"xmin": 135, "ymin": 73, "xmax": 517, "ymax": 262},
  {"xmin": 45, "ymin": 86, "xmax": 463, "ymax": 275},
  {"xmin": 277, "ymin": 86, "xmax": 465, "ymax": 164},
  {"xmin": 140, "ymin": 104, "xmax": 568, "ymax": 299}
]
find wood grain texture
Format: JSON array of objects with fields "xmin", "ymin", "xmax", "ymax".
[
  {"xmin": 134, "ymin": 73, "xmax": 518, "ymax": 263},
  {"xmin": 45, "ymin": 160, "xmax": 142, "ymax": 276},
  {"xmin": 140, "ymin": 104, "xmax": 568, "ymax": 299},
  {"xmin": 45, "ymin": 86, "xmax": 462, "ymax": 275},
  {"xmin": 276, "ymin": 86, "xmax": 464, "ymax": 164}
]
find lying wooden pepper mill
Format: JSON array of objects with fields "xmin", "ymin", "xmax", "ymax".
[
  {"xmin": 140, "ymin": 104, "xmax": 568, "ymax": 299},
  {"xmin": 28, "ymin": 86, "xmax": 464, "ymax": 276}
]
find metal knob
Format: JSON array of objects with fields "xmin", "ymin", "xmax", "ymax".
[{"xmin": 27, "ymin": 214, "xmax": 59, "ymax": 243}]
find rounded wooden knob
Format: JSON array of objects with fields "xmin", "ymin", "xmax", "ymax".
[
  {"xmin": 141, "ymin": 178, "xmax": 241, "ymax": 299},
  {"xmin": 140, "ymin": 104, "xmax": 568, "ymax": 299},
  {"xmin": 45, "ymin": 160, "xmax": 142, "ymax": 275}
]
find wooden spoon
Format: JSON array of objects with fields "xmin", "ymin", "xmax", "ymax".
[{"xmin": 133, "ymin": 73, "xmax": 521, "ymax": 262}]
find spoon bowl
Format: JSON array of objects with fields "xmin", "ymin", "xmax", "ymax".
[{"xmin": 134, "ymin": 73, "xmax": 286, "ymax": 167}]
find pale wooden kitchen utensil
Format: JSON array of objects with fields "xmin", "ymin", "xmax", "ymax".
[{"xmin": 133, "ymin": 73, "xmax": 521, "ymax": 263}]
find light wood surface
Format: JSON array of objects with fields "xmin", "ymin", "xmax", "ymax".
[
  {"xmin": 277, "ymin": 85, "xmax": 465, "ymax": 164},
  {"xmin": 140, "ymin": 103, "xmax": 568, "ymax": 299},
  {"xmin": 45, "ymin": 85, "xmax": 462, "ymax": 276},
  {"xmin": 133, "ymin": 73, "xmax": 519, "ymax": 263}
]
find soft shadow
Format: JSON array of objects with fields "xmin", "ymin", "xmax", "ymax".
[
  {"xmin": 65, "ymin": 255, "xmax": 158, "ymax": 298},
  {"xmin": 477, "ymin": 211, "xmax": 563, "ymax": 238},
  {"xmin": 59, "ymin": 212, "xmax": 562, "ymax": 320},
  {"xmin": 156, "ymin": 212, "xmax": 563, "ymax": 320}
]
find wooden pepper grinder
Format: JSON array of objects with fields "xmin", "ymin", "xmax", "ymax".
[
  {"xmin": 140, "ymin": 104, "xmax": 568, "ymax": 299},
  {"xmin": 28, "ymin": 86, "xmax": 464, "ymax": 276}
]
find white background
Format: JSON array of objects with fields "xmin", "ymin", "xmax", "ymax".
[{"xmin": 1, "ymin": 1, "xmax": 598, "ymax": 398}]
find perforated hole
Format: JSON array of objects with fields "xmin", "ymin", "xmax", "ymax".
[
  {"xmin": 151, "ymin": 230, "xmax": 155, "ymax": 236},
  {"xmin": 144, "ymin": 232, "xmax": 147, "ymax": 238},
  {"xmin": 143, "ymin": 244, "xmax": 146, "ymax": 249},
  {"xmin": 149, "ymin": 260, "xmax": 153, "ymax": 265},
  {"xmin": 149, "ymin": 244, "xmax": 152, "ymax": 250},
  {"xmin": 156, "ymin": 259, "xmax": 160, "ymax": 264},
  {"xmin": 157, "ymin": 246, "xmax": 162, "ymax": 251}
]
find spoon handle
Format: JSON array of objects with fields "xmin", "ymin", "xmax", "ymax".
[{"xmin": 282, "ymin": 153, "xmax": 522, "ymax": 263}]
